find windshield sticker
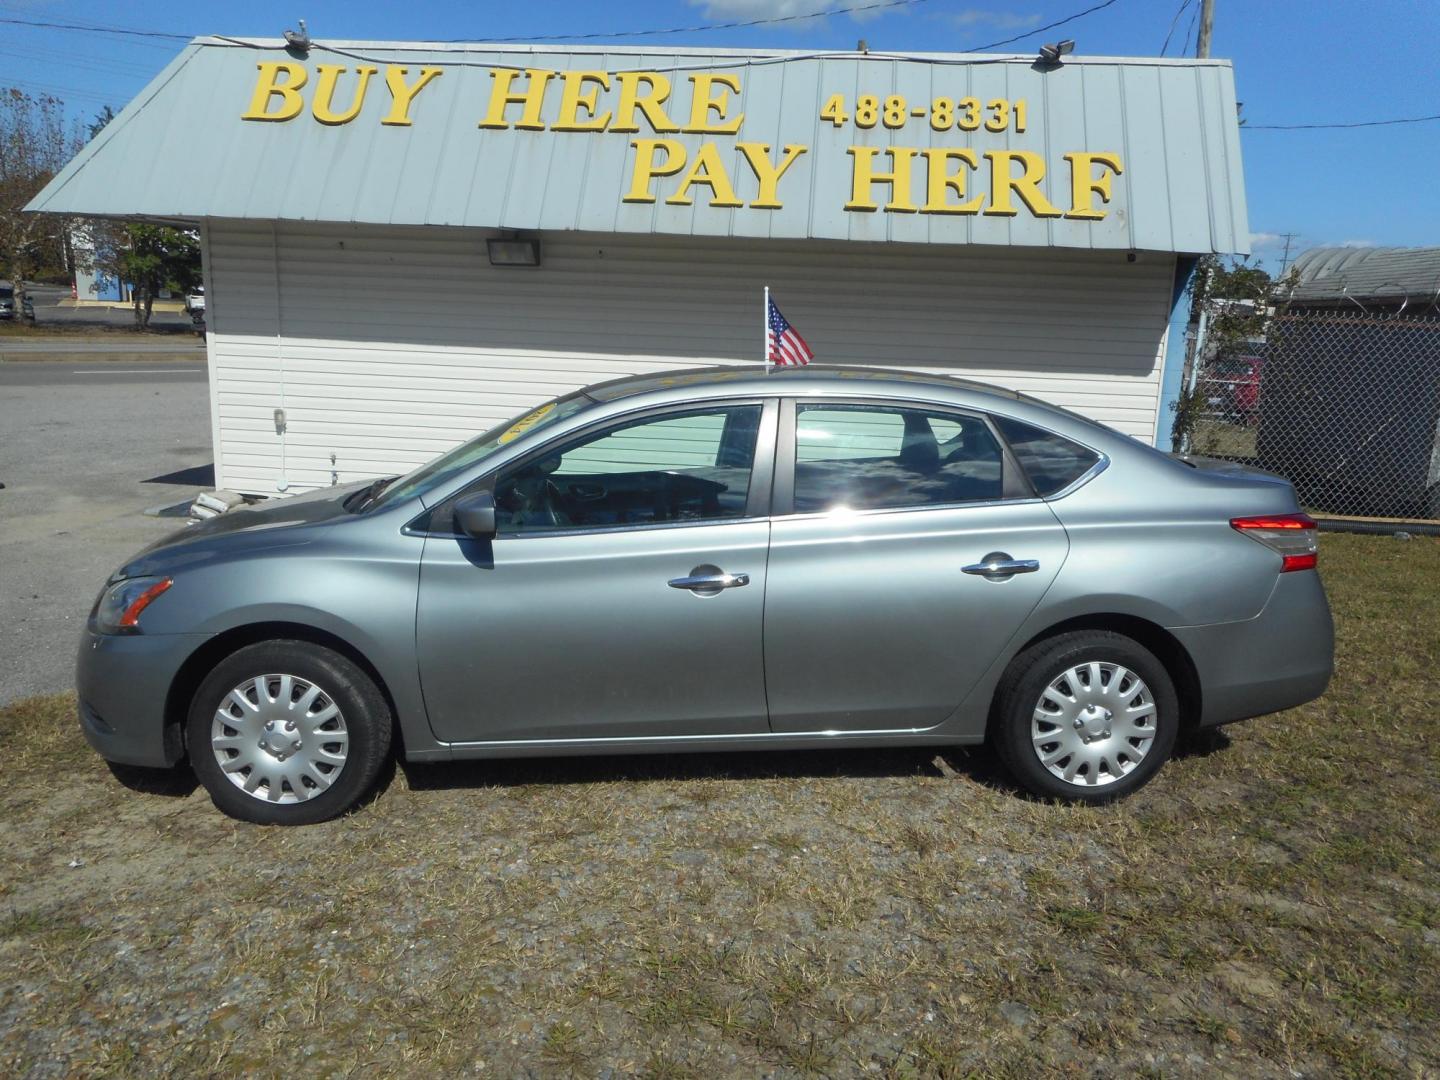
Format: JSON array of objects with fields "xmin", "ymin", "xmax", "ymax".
[{"xmin": 498, "ymin": 401, "xmax": 557, "ymax": 444}]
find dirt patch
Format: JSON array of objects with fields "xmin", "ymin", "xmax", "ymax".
[{"xmin": 2, "ymin": 534, "xmax": 1437, "ymax": 1077}]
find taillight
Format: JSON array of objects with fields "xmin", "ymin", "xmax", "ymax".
[{"xmin": 1230, "ymin": 513, "xmax": 1318, "ymax": 572}]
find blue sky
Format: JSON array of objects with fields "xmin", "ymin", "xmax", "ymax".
[{"xmin": 4, "ymin": 0, "xmax": 1437, "ymax": 271}]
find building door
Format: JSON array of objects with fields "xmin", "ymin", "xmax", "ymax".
[{"xmin": 763, "ymin": 399, "xmax": 1070, "ymax": 732}]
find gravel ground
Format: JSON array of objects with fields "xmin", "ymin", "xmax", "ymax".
[
  {"xmin": 0, "ymin": 361, "xmax": 209, "ymax": 704},
  {"xmin": 1, "ymin": 534, "xmax": 1437, "ymax": 1078}
]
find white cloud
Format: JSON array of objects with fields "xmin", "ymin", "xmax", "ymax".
[
  {"xmin": 688, "ymin": 1, "xmax": 1042, "ymax": 34},
  {"xmin": 946, "ymin": 9, "xmax": 1044, "ymax": 30},
  {"xmin": 687, "ymin": 0, "xmax": 943, "ymax": 26},
  {"xmin": 689, "ymin": 0, "xmax": 860, "ymax": 24}
]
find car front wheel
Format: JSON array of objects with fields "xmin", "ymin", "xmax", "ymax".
[
  {"xmin": 992, "ymin": 630, "xmax": 1179, "ymax": 802},
  {"xmin": 187, "ymin": 640, "xmax": 392, "ymax": 825}
]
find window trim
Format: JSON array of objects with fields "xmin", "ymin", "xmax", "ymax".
[
  {"xmin": 772, "ymin": 397, "xmax": 1033, "ymax": 518},
  {"xmin": 408, "ymin": 397, "xmax": 779, "ymax": 539}
]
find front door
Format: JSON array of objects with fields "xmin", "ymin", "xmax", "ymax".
[
  {"xmin": 764, "ymin": 400, "xmax": 1070, "ymax": 732},
  {"xmin": 417, "ymin": 400, "xmax": 775, "ymax": 744}
]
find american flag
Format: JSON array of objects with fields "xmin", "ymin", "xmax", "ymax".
[{"xmin": 766, "ymin": 294, "xmax": 815, "ymax": 367}]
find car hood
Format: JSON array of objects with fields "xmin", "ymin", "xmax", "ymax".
[{"xmin": 118, "ymin": 481, "xmax": 372, "ymax": 576}]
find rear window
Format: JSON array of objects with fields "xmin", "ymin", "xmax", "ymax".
[{"xmin": 992, "ymin": 416, "xmax": 1101, "ymax": 497}]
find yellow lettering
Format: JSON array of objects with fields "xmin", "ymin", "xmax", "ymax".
[
  {"xmin": 611, "ymin": 72, "xmax": 679, "ymax": 133},
  {"xmin": 666, "ymin": 142, "xmax": 743, "ymax": 207},
  {"xmin": 845, "ymin": 147, "xmax": 918, "ymax": 213},
  {"xmin": 311, "ymin": 65, "xmax": 377, "ymax": 126},
  {"xmin": 552, "ymin": 71, "xmax": 612, "ymax": 132},
  {"xmin": 921, "ymin": 148, "xmax": 983, "ymax": 214},
  {"xmin": 683, "ymin": 73, "xmax": 743, "ymax": 134},
  {"xmin": 241, "ymin": 61, "xmax": 308, "ymax": 122},
  {"xmin": 478, "ymin": 68, "xmax": 554, "ymax": 131},
  {"xmin": 382, "ymin": 65, "xmax": 443, "ymax": 126},
  {"xmin": 1064, "ymin": 151, "xmax": 1124, "ymax": 219},
  {"xmin": 984, "ymin": 150, "xmax": 1063, "ymax": 218},
  {"xmin": 736, "ymin": 143, "xmax": 807, "ymax": 209},
  {"xmin": 624, "ymin": 139, "xmax": 687, "ymax": 203}
]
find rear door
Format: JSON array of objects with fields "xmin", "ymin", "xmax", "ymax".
[{"xmin": 763, "ymin": 398, "xmax": 1070, "ymax": 732}]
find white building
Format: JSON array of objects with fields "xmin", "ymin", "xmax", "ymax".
[{"xmin": 29, "ymin": 38, "xmax": 1248, "ymax": 496}]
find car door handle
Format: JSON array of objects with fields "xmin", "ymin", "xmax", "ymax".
[
  {"xmin": 962, "ymin": 552, "xmax": 1040, "ymax": 578},
  {"xmin": 668, "ymin": 570, "xmax": 750, "ymax": 592}
]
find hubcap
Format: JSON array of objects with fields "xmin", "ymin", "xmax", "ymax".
[
  {"xmin": 1031, "ymin": 661, "xmax": 1157, "ymax": 787},
  {"xmin": 210, "ymin": 674, "xmax": 348, "ymax": 804}
]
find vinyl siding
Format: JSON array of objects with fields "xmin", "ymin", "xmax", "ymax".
[{"xmin": 204, "ymin": 219, "xmax": 1174, "ymax": 496}]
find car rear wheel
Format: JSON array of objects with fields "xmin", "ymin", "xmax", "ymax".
[
  {"xmin": 187, "ymin": 640, "xmax": 391, "ymax": 825},
  {"xmin": 992, "ymin": 631, "xmax": 1179, "ymax": 802}
]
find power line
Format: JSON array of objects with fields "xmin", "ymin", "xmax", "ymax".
[
  {"xmin": 1, "ymin": 0, "xmax": 1119, "ymax": 52},
  {"xmin": 1179, "ymin": 1, "xmax": 1200, "ymax": 56},
  {"xmin": 0, "ymin": 15, "xmax": 189, "ymax": 42},
  {"xmin": 450, "ymin": 0, "xmax": 940, "ymax": 43},
  {"xmin": 1246, "ymin": 113, "xmax": 1440, "ymax": 130},
  {"xmin": 1159, "ymin": 0, "xmax": 1194, "ymax": 56},
  {"xmin": 967, "ymin": 0, "xmax": 1120, "ymax": 52}
]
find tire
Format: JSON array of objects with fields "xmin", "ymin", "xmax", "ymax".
[
  {"xmin": 992, "ymin": 630, "xmax": 1179, "ymax": 803},
  {"xmin": 187, "ymin": 640, "xmax": 392, "ymax": 825}
]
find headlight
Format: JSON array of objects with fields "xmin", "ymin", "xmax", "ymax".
[{"xmin": 92, "ymin": 576, "xmax": 173, "ymax": 634}]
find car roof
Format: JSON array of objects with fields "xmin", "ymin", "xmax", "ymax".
[{"xmin": 584, "ymin": 364, "xmax": 1022, "ymax": 403}]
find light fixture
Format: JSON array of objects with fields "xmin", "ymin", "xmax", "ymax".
[
  {"xmin": 1038, "ymin": 39, "xmax": 1075, "ymax": 65},
  {"xmin": 487, "ymin": 236, "xmax": 541, "ymax": 267},
  {"xmin": 284, "ymin": 19, "xmax": 310, "ymax": 55}
]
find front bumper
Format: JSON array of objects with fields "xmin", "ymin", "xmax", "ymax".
[
  {"xmin": 76, "ymin": 628, "xmax": 211, "ymax": 767},
  {"xmin": 1170, "ymin": 570, "xmax": 1334, "ymax": 728}
]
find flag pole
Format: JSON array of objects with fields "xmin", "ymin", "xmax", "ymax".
[{"xmin": 763, "ymin": 284, "xmax": 771, "ymax": 375}]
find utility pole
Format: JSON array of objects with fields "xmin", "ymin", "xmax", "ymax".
[
  {"xmin": 1277, "ymin": 232, "xmax": 1299, "ymax": 277},
  {"xmin": 1196, "ymin": 0, "xmax": 1214, "ymax": 58}
]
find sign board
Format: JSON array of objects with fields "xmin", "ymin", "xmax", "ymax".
[{"xmin": 29, "ymin": 42, "xmax": 1249, "ymax": 255}]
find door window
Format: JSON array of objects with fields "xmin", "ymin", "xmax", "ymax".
[
  {"xmin": 493, "ymin": 405, "xmax": 762, "ymax": 532},
  {"xmin": 793, "ymin": 403, "xmax": 1003, "ymax": 512},
  {"xmin": 990, "ymin": 415, "xmax": 1101, "ymax": 496}
]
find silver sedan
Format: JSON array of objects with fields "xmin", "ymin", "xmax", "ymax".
[{"xmin": 77, "ymin": 367, "xmax": 1333, "ymax": 824}]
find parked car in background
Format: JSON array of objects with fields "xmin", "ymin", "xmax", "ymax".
[
  {"xmin": 0, "ymin": 283, "xmax": 36, "ymax": 320},
  {"xmin": 1207, "ymin": 347, "xmax": 1267, "ymax": 425},
  {"xmin": 76, "ymin": 366, "xmax": 1333, "ymax": 824},
  {"xmin": 185, "ymin": 285, "xmax": 206, "ymax": 334}
]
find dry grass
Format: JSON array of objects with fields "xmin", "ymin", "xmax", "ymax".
[{"xmin": 1, "ymin": 532, "xmax": 1437, "ymax": 1077}]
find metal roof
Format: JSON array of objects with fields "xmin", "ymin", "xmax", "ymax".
[
  {"xmin": 28, "ymin": 38, "xmax": 1250, "ymax": 255},
  {"xmin": 1285, "ymin": 246, "xmax": 1440, "ymax": 305}
]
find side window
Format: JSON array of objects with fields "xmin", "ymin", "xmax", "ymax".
[
  {"xmin": 793, "ymin": 403, "xmax": 1003, "ymax": 512},
  {"xmin": 991, "ymin": 415, "xmax": 1101, "ymax": 496},
  {"xmin": 494, "ymin": 405, "xmax": 761, "ymax": 532}
]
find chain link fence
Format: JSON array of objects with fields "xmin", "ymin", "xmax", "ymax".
[{"xmin": 1180, "ymin": 304, "xmax": 1440, "ymax": 521}]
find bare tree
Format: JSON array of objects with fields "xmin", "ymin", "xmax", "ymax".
[{"xmin": 0, "ymin": 88, "xmax": 84, "ymax": 321}]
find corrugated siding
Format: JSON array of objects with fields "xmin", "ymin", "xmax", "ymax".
[
  {"xmin": 33, "ymin": 42, "xmax": 1249, "ymax": 256},
  {"xmin": 205, "ymin": 220, "xmax": 1173, "ymax": 495}
]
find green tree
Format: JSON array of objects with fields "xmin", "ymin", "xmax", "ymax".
[
  {"xmin": 0, "ymin": 88, "xmax": 83, "ymax": 320},
  {"xmin": 1170, "ymin": 257, "xmax": 1282, "ymax": 452},
  {"xmin": 115, "ymin": 224, "xmax": 201, "ymax": 328}
]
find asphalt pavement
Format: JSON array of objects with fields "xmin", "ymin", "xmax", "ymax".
[
  {"xmin": 0, "ymin": 360, "xmax": 211, "ymax": 704},
  {"xmin": 18, "ymin": 282, "xmax": 192, "ymax": 331},
  {"xmin": 0, "ymin": 340, "xmax": 204, "ymax": 355}
]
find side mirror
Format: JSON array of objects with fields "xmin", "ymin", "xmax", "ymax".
[{"xmin": 453, "ymin": 491, "xmax": 497, "ymax": 540}]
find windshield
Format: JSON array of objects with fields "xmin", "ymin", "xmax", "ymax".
[{"xmin": 366, "ymin": 392, "xmax": 595, "ymax": 511}]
